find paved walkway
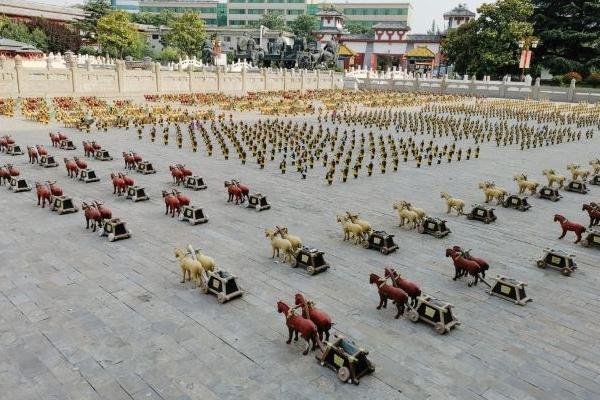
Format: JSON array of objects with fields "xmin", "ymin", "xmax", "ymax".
[{"xmin": 1, "ymin": 107, "xmax": 600, "ymax": 400}]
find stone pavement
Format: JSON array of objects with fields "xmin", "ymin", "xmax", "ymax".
[{"xmin": 1, "ymin": 107, "xmax": 600, "ymax": 400}]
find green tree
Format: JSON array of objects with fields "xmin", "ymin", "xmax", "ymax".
[
  {"xmin": 345, "ymin": 22, "xmax": 373, "ymax": 35},
  {"xmin": 532, "ymin": 0, "xmax": 600, "ymax": 76},
  {"xmin": 0, "ymin": 16, "xmax": 48, "ymax": 51},
  {"xmin": 28, "ymin": 17, "xmax": 82, "ymax": 53},
  {"xmin": 78, "ymin": 0, "xmax": 111, "ymax": 43},
  {"xmin": 290, "ymin": 14, "xmax": 317, "ymax": 41},
  {"xmin": 97, "ymin": 11, "xmax": 146, "ymax": 58},
  {"xmin": 442, "ymin": 0, "xmax": 534, "ymax": 77},
  {"xmin": 163, "ymin": 12, "xmax": 206, "ymax": 57},
  {"xmin": 259, "ymin": 11, "xmax": 285, "ymax": 31},
  {"xmin": 130, "ymin": 10, "xmax": 175, "ymax": 27},
  {"xmin": 156, "ymin": 46, "xmax": 179, "ymax": 62}
]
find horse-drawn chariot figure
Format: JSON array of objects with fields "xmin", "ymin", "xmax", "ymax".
[
  {"xmin": 581, "ymin": 228, "xmax": 600, "ymax": 248},
  {"xmin": 184, "ymin": 175, "xmax": 207, "ymax": 190},
  {"xmin": 405, "ymin": 293, "xmax": 460, "ymax": 334},
  {"xmin": 247, "ymin": 193, "xmax": 270, "ymax": 211},
  {"xmin": 94, "ymin": 149, "xmax": 113, "ymax": 161},
  {"xmin": 291, "ymin": 247, "xmax": 329, "ymax": 275},
  {"xmin": 466, "ymin": 204, "xmax": 496, "ymax": 224},
  {"xmin": 79, "ymin": 169, "xmax": 100, "ymax": 183},
  {"xmin": 6, "ymin": 144, "xmax": 23, "ymax": 156},
  {"xmin": 488, "ymin": 275, "xmax": 531, "ymax": 305},
  {"xmin": 200, "ymin": 269, "xmax": 243, "ymax": 303},
  {"xmin": 536, "ymin": 248, "xmax": 576, "ymax": 276},
  {"xmin": 537, "ymin": 186, "xmax": 561, "ymax": 201},
  {"xmin": 417, "ymin": 216, "xmax": 451, "ymax": 238},
  {"xmin": 363, "ymin": 230, "xmax": 398, "ymax": 254},
  {"xmin": 39, "ymin": 154, "xmax": 58, "ymax": 168},
  {"xmin": 98, "ymin": 218, "xmax": 131, "ymax": 242},
  {"xmin": 136, "ymin": 161, "xmax": 156, "ymax": 174},
  {"xmin": 126, "ymin": 185, "xmax": 149, "ymax": 202},
  {"xmin": 51, "ymin": 195, "xmax": 78, "ymax": 214},
  {"xmin": 502, "ymin": 194, "xmax": 531, "ymax": 211},
  {"xmin": 60, "ymin": 138, "xmax": 76, "ymax": 150},
  {"xmin": 316, "ymin": 334, "xmax": 374, "ymax": 384},
  {"xmin": 179, "ymin": 205, "xmax": 208, "ymax": 225},
  {"xmin": 564, "ymin": 179, "xmax": 589, "ymax": 194},
  {"xmin": 8, "ymin": 177, "xmax": 31, "ymax": 192}
]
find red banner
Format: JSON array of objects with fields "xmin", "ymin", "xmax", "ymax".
[{"xmin": 519, "ymin": 50, "xmax": 532, "ymax": 69}]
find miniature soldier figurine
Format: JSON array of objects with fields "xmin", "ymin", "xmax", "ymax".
[
  {"xmin": 367, "ymin": 161, "xmax": 374, "ymax": 176},
  {"xmin": 475, "ymin": 146, "xmax": 480, "ymax": 159},
  {"xmin": 260, "ymin": 156, "xmax": 265, "ymax": 169},
  {"xmin": 326, "ymin": 170, "xmax": 334, "ymax": 185},
  {"xmin": 353, "ymin": 164, "xmax": 359, "ymax": 179},
  {"xmin": 176, "ymin": 132, "xmax": 182, "ymax": 149},
  {"xmin": 301, "ymin": 165, "xmax": 307, "ymax": 179},
  {"xmin": 191, "ymin": 139, "xmax": 198, "ymax": 153},
  {"xmin": 428, "ymin": 153, "xmax": 433, "ymax": 166},
  {"xmin": 416, "ymin": 155, "xmax": 422, "ymax": 168},
  {"xmin": 393, "ymin": 156, "xmax": 399, "ymax": 171},
  {"xmin": 380, "ymin": 159, "xmax": 386, "ymax": 174},
  {"xmin": 466, "ymin": 147, "xmax": 471, "ymax": 160},
  {"xmin": 223, "ymin": 147, "xmax": 229, "ymax": 160},
  {"xmin": 150, "ymin": 126, "xmax": 156, "ymax": 143},
  {"xmin": 342, "ymin": 166, "xmax": 349, "ymax": 182},
  {"xmin": 280, "ymin": 159, "xmax": 286, "ymax": 174},
  {"xmin": 137, "ymin": 126, "xmax": 143, "ymax": 140},
  {"xmin": 163, "ymin": 126, "xmax": 169, "ymax": 146},
  {"xmin": 271, "ymin": 147, "xmax": 276, "ymax": 161},
  {"xmin": 241, "ymin": 151, "xmax": 246, "ymax": 165},
  {"xmin": 456, "ymin": 149, "xmax": 462, "ymax": 162}
]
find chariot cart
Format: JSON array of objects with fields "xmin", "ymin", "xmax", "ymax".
[
  {"xmin": 126, "ymin": 185, "xmax": 149, "ymax": 202},
  {"xmin": 536, "ymin": 248, "xmax": 576, "ymax": 276},
  {"xmin": 184, "ymin": 176, "xmax": 207, "ymax": 190},
  {"xmin": 59, "ymin": 139, "xmax": 76, "ymax": 150},
  {"xmin": 200, "ymin": 270, "xmax": 243, "ymax": 303},
  {"xmin": 537, "ymin": 186, "xmax": 561, "ymax": 201},
  {"xmin": 136, "ymin": 161, "xmax": 156, "ymax": 174},
  {"xmin": 488, "ymin": 275, "xmax": 531, "ymax": 305},
  {"xmin": 405, "ymin": 293, "xmax": 460, "ymax": 334},
  {"xmin": 502, "ymin": 194, "xmax": 531, "ymax": 211},
  {"xmin": 466, "ymin": 204, "xmax": 496, "ymax": 224},
  {"xmin": 98, "ymin": 218, "xmax": 131, "ymax": 241},
  {"xmin": 316, "ymin": 334, "xmax": 375, "ymax": 385},
  {"xmin": 564, "ymin": 180, "xmax": 588, "ymax": 194},
  {"xmin": 590, "ymin": 174, "xmax": 600, "ymax": 186},
  {"xmin": 38, "ymin": 154, "xmax": 58, "ymax": 168},
  {"xmin": 247, "ymin": 193, "xmax": 270, "ymax": 211},
  {"xmin": 363, "ymin": 230, "xmax": 398, "ymax": 254},
  {"xmin": 6, "ymin": 144, "xmax": 23, "ymax": 156},
  {"xmin": 94, "ymin": 149, "xmax": 113, "ymax": 161},
  {"xmin": 291, "ymin": 247, "xmax": 329, "ymax": 275},
  {"xmin": 79, "ymin": 169, "xmax": 100, "ymax": 183},
  {"xmin": 581, "ymin": 228, "xmax": 600, "ymax": 248},
  {"xmin": 51, "ymin": 195, "xmax": 78, "ymax": 214},
  {"xmin": 178, "ymin": 205, "xmax": 208, "ymax": 225},
  {"xmin": 8, "ymin": 177, "xmax": 31, "ymax": 192},
  {"xmin": 417, "ymin": 217, "xmax": 451, "ymax": 238}
]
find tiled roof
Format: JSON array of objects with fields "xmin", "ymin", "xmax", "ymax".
[
  {"xmin": 0, "ymin": 37, "xmax": 42, "ymax": 53},
  {"xmin": 372, "ymin": 22, "xmax": 409, "ymax": 30},
  {"xmin": 406, "ymin": 46, "xmax": 435, "ymax": 58},
  {"xmin": 405, "ymin": 34, "xmax": 442, "ymax": 42},
  {"xmin": 443, "ymin": 4, "xmax": 476, "ymax": 17}
]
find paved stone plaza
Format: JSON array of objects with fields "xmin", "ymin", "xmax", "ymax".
[{"xmin": 1, "ymin": 101, "xmax": 600, "ymax": 400}]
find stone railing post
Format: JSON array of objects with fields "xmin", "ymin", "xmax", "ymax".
[
  {"xmin": 0, "ymin": 55, "xmax": 6, "ymax": 70},
  {"xmin": 532, "ymin": 77, "xmax": 541, "ymax": 100},
  {"xmin": 300, "ymin": 69, "xmax": 305, "ymax": 92},
  {"xmin": 329, "ymin": 70, "xmax": 334, "ymax": 89},
  {"xmin": 188, "ymin": 64, "xmax": 193, "ymax": 92},
  {"xmin": 155, "ymin": 62, "xmax": 162, "ymax": 93},
  {"xmin": 14, "ymin": 55, "xmax": 24, "ymax": 95},
  {"xmin": 69, "ymin": 56, "xmax": 78, "ymax": 94},
  {"xmin": 241, "ymin": 65, "xmax": 247, "ymax": 94},
  {"xmin": 216, "ymin": 65, "xmax": 222, "ymax": 92},
  {"xmin": 469, "ymin": 75, "xmax": 476, "ymax": 96},
  {"xmin": 316, "ymin": 70, "xmax": 321, "ymax": 90},
  {"xmin": 282, "ymin": 68, "xmax": 287, "ymax": 91},
  {"xmin": 262, "ymin": 68, "xmax": 267, "ymax": 91},
  {"xmin": 440, "ymin": 74, "xmax": 447, "ymax": 94},
  {"xmin": 566, "ymin": 78, "xmax": 576, "ymax": 102},
  {"xmin": 115, "ymin": 60, "xmax": 125, "ymax": 93},
  {"xmin": 413, "ymin": 74, "xmax": 420, "ymax": 92},
  {"xmin": 499, "ymin": 75, "xmax": 507, "ymax": 98}
]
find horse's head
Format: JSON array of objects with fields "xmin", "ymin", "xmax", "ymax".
[
  {"xmin": 369, "ymin": 273, "xmax": 381, "ymax": 285},
  {"xmin": 276, "ymin": 300, "xmax": 288, "ymax": 314},
  {"xmin": 162, "ymin": 190, "xmax": 169, "ymax": 197},
  {"xmin": 553, "ymin": 214, "xmax": 564, "ymax": 222},
  {"xmin": 224, "ymin": 181, "xmax": 231, "ymax": 187},
  {"xmin": 264, "ymin": 228, "xmax": 274, "ymax": 238},
  {"xmin": 383, "ymin": 267, "xmax": 396, "ymax": 279},
  {"xmin": 478, "ymin": 182, "xmax": 485, "ymax": 189},
  {"xmin": 440, "ymin": 192, "xmax": 448, "ymax": 199},
  {"xmin": 174, "ymin": 248, "xmax": 184, "ymax": 259},
  {"xmin": 294, "ymin": 293, "xmax": 305, "ymax": 307},
  {"xmin": 445, "ymin": 248, "xmax": 457, "ymax": 258}
]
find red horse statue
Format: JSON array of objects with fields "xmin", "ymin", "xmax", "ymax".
[
  {"xmin": 5, "ymin": 163, "xmax": 19, "ymax": 177},
  {"xmin": 169, "ymin": 165, "xmax": 184, "ymax": 185},
  {"xmin": 172, "ymin": 189, "xmax": 190, "ymax": 206},
  {"xmin": 451, "ymin": 246, "xmax": 489, "ymax": 278},
  {"xmin": 232, "ymin": 179, "xmax": 249, "ymax": 200},
  {"xmin": 123, "ymin": 152, "xmax": 136, "ymax": 170},
  {"xmin": 110, "ymin": 173, "xmax": 127, "ymax": 196},
  {"xmin": 369, "ymin": 273, "xmax": 408, "ymax": 319},
  {"xmin": 82, "ymin": 202, "xmax": 102, "ymax": 231},
  {"xmin": 34, "ymin": 182, "xmax": 52, "ymax": 208},
  {"xmin": 49, "ymin": 132, "xmax": 61, "ymax": 147},
  {"xmin": 82, "ymin": 141, "xmax": 95, "ymax": 157},
  {"xmin": 46, "ymin": 181, "xmax": 63, "ymax": 200},
  {"xmin": 176, "ymin": 164, "xmax": 192, "ymax": 177},
  {"xmin": 36, "ymin": 145, "xmax": 48, "ymax": 156},
  {"xmin": 73, "ymin": 156, "xmax": 87, "ymax": 169},
  {"xmin": 64, "ymin": 158, "xmax": 79, "ymax": 178},
  {"xmin": 27, "ymin": 146, "xmax": 39, "ymax": 164},
  {"xmin": 224, "ymin": 181, "xmax": 244, "ymax": 204},
  {"xmin": 445, "ymin": 248, "xmax": 488, "ymax": 287},
  {"xmin": 118, "ymin": 172, "xmax": 134, "ymax": 187},
  {"xmin": 383, "ymin": 267, "xmax": 421, "ymax": 307},
  {"xmin": 582, "ymin": 203, "xmax": 600, "ymax": 227},
  {"xmin": 93, "ymin": 201, "xmax": 112, "ymax": 225},
  {"xmin": 0, "ymin": 135, "xmax": 12, "ymax": 152},
  {"xmin": 162, "ymin": 190, "xmax": 181, "ymax": 217},
  {"xmin": 0, "ymin": 165, "xmax": 10, "ymax": 185},
  {"xmin": 294, "ymin": 293, "xmax": 332, "ymax": 341},
  {"xmin": 276, "ymin": 300, "xmax": 323, "ymax": 355},
  {"xmin": 554, "ymin": 214, "xmax": 586, "ymax": 243}
]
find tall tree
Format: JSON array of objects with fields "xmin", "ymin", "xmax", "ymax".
[
  {"xmin": 532, "ymin": 0, "xmax": 600, "ymax": 76},
  {"xmin": 290, "ymin": 14, "xmax": 317, "ymax": 41},
  {"xmin": 442, "ymin": 0, "xmax": 534, "ymax": 77},
  {"xmin": 28, "ymin": 18, "xmax": 82, "ymax": 53},
  {"xmin": 259, "ymin": 11, "xmax": 285, "ymax": 31},
  {"xmin": 97, "ymin": 11, "xmax": 146, "ymax": 58},
  {"xmin": 130, "ymin": 10, "xmax": 176, "ymax": 27},
  {"xmin": 345, "ymin": 22, "xmax": 373, "ymax": 35},
  {"xmin": 78, "ymin": 0, "xmax": 112, "ymax": 43},
  {"xmin": 163, "ymin": 12, "xmax": 206, "ymax": 57},
  {"xmin": 0, "ymin": 16, "xmax": 49, "ymax": 51}
]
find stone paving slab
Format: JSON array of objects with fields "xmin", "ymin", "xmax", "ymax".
[{"xmin": 0, "ymin": 105, "xmax": 599, "ymax": 400}]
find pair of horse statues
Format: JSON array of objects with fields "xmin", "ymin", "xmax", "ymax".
[
  {"xmin": 265, "ymin": 226, "xmax": 302, "ymax": 263},
  {"xmin": 174, "ymin": 246, "xmax": 217, "ymax": 287},
  {"xmin": 392, "ymin": 201, "xmax": 426, "ymax": 229},
  {"xmin": 336, "ymin": 212, "xmax": 372, "ymax": 244}
]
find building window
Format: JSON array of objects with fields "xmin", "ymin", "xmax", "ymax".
[
  {"xmin": 247, "ymin": 0, "xmax": 265, "ymax": 3},
  {"xmin": 230, "ymin": 20, "xmax": 247, "ymax": 25},
  {"xmin": 287, "ymin": 9, "xmax": 303, "ymax": 15},
  {"xmin": 152, "ymin": 34, "xmax": 159, "ymax": 39},
  {"xmin": 224, "ymin": 36, "xmax": 231, "ymax": 42},
  {"xmin": 247, "ymin": 9, "xmax": 264, "ymax": 14},
  {"xmin": 229, "ymin": 0, "xmax": 245, "ymax": 3},
  {"xmin": 287, "ymin": 0, "xmax": 304, "ymax": 3},
  {"xmin": 229, "ymin": 8, "xmax": 246, "ymax": 14}
]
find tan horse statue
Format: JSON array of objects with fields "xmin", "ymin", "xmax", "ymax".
[
  {"xmin": 265, "ymin": 228, "xmax": 295, "ymax": 262},
  {"xmin": 478, "ymin": 181, "xmax": 507, "ymax": 204},
  {"xmin": 336, "ymin": 213, "xmax": 365, "ymax": 244},
  {"xmin": 440, "ymin": 192, "xmax": 465, "ymax": 215},
  {"xmin": 345, "ymin": 212, "xmax": 372, "ymax": 236},
  {"xmin": 513, "ymin": 173, "xmax": 539, "ymax": 195},
  {"xmin": 589, "ymin": 159, "xmax": 600, "ymax": 175},
  {"xmin": 392, "ymin": 202, "xmax": 419, "ymax": 229},
  {"xmin": 396, "ymin": 200, "xmax": 426, "ymax": 223},
  {"xmin": 174, "ymin": 248, "xmax": 205, "ymax": 286},
  {"xmin": 542, "ymin": 169, "xmax": 566, "ymax": 188},
  {"xmin": 186, "ymin": 245, "xmax": 217, "ymax": 272},
  {"xmin": 275, "ymin": 226, "xmax": 302, "ymax": 252},
  {"xmin": 566, "ymin": 163, "xmax": 589, "ymax": 181}
]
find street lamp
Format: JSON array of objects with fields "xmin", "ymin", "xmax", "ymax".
[{"xmin": 518, "ymin": 37, "xmax": 539, "ymax": 81}]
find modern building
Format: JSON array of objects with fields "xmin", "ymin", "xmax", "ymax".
[
  {"xmin": 0, "ymin": 0, "xmax": 85, "ymax": 24},
  {"xmin": 112, "ymin": 0, "xmax": 223, "ymax": 26},
  {"xmin": 308, "ymin": 1, "xmax": 410, "ymax": 30},
  {"xmin": 226, "ymin": 0, "xmax": 306, "ymax": 27}
]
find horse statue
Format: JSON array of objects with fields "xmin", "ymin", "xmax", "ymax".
[
  {"xmin": 368, "ymin": 273, "xmax": 408, "ymax": 319},
  {"xmin": 445, "ymin": 248, "xmax": 489, "ymax": 287},
  {"xmin": 582, "ymin": 203, "xmax": 600, "ymax": 227},
  {"xmin": 554, "ymin": 214, "xmax": 586, "ymax": 243},
  {"xmin": 201, "ymin": 39, "xmax": 214, "ymax": 65},
  {"xmin": 318, "ymin": 40, "xmax": 339, "ymax": 69},
  {"xmin": 276, "ymin": 300, "xmax": 323, "ymax": 355}
]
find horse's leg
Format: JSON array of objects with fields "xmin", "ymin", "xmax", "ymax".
[
  {"xmin": 180, "ymin": 265, "xmax": 186, "ymax": 283},
  {"xmin": 574, "ymin": 231, "xmax": 582, "ymax": 244},
  {"xmin": 376, "ymin": 294, "xmax": 384, "ymax": 310},
  {"xmin": 294, "ymin": 330, "xmax": 299, "ymax": 341},
  {"xmin": 395, "ymin": 302, "xmax": 404, "ymax": 319},
  {"xmin": 165, "ymin": 204, "xmax": 169, "ymax": 215},
  {"xmin": 453, "ymin": 266, "xmax": 459, "ymax": 280},
  {"xmin": 86, "ymin": 218, "xmax": 89, "ymax": 229},
  {"xmin": 559, "ymin": 227, "xmax": 567, "ymax": 239},
  {"xmin": 286, "ymin": 327, "xmax": 293, "ymax": 344},
  {"xmin": 303, "ymin": 339, "xmax": 310, "ymax": 356}
]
